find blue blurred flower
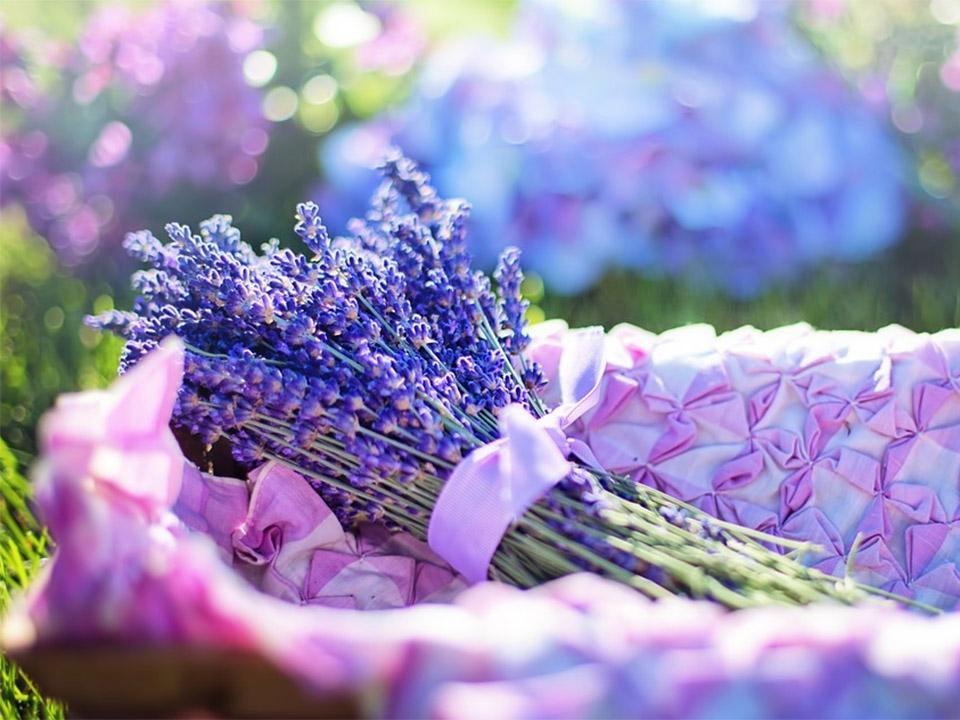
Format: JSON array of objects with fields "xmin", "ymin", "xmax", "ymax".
[{"xmin": 319, "ymin": 0, "xmax": 906, "ymax": 295}]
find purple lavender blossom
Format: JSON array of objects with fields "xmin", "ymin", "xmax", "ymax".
[
  {"xmin": 92, "ymin": 153, "xmax": 908, "ymax": 609},
  {"xmin": 494, "ymin": 248, "xmax": 531, "ymax": 354},
  {"xmin": 319, "ymin": 0, "xmax": 906, "ymax": 296},
  {"xmin": 92, "ymin": 152, "xmax": 534, "ymax": 527}
]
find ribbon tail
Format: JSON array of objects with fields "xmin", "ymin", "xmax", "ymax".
[
  {"xmin": 429, "ymin": 325, "xmax": 607, "ymax": 582},
  {"xmin": 555, "ymin": 326, "xmax": 607, "ymax": 426},
  {"xmin": 566, "ymin": 437, "xmax": 605, "ymax": 472},
  {"xmin": 428, "ymin": 406, "xmax": 570, "ymax": 583}
]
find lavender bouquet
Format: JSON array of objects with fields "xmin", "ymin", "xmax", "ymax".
[{"xmin": 91, "ymin": 154, "xmax": 921, "ymax": 609}]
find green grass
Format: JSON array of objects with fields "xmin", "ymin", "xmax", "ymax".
[
  {"xmin": 0, "ymin": 439, "xmax": 63, "ymax": 719},
  {"xmin": 540, "ymin": 232, "xmax": 960, "ymax": 334}
]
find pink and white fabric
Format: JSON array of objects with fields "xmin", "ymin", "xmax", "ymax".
[
  {"xmin": 35, "ymin": 338, "xmax": 462, "ymax": 616},
  {"xmin": 175, "ymin": 461, "xmax": 465, "ymax": 609},
  {"xmin": 530, "ymin": 321, "xmax": 960, "ymax": 609},
  {"xmin": 11, "ymin": 336, "xmax": 960, "ymax": 719}
]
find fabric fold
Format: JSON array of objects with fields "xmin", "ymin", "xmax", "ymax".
[{"xmin": 428, "ymin": 326, "xmax": 606, "ymax": 582}]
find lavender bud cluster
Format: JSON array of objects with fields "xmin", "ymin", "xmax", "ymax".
[
  {"xmin": 90, "ymin": 152, "xmax": 547, "ymax": 528},
  {"xmin": 91, "ymin": 153, "xmax": 901, "ymax": 609}
]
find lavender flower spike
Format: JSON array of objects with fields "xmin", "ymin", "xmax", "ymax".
[{"xmin": 92, "ymin": 152, "xmax": 929, "ymax": 611}]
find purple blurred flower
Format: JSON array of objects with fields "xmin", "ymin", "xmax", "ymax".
[
  {"xmin": 0, "ymin": 2, "xmax": 269, "ymax": 264},
  {"xmin": 75, "ymin": 1, "xmax": 267, "ymax": 191},
  {"xmin": 320, "ymin": 0, "xmax": 905, "ymax": 295},
  {"xmin": 354, "ymin": 6, "xmax": 426, "ymax": 76}
]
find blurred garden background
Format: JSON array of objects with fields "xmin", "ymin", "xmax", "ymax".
[
  {"xmin": 2, "ymin": 0, "xmax": 959, "ymax": 466},
  {"xmin": 0, "ymin": 0, "xmax": 958, "ymax": 714}
]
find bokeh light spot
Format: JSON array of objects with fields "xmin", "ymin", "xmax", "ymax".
[
  {"xmin": 313, "ymin": 3, "xmax": 381, "ymax": 48},
  {"xmin": 92, "ymin": 294, "xmax": 114, "ymax": 314},
  {"xmin": 243, "ymin": 50, "xmax": 278, "ymax": 87},
  {"xmin": 919, "ymin": 155, "xmax": 955, "ymax": 198},
  {"xmin": 941, "ymin": 51, "xmax": 960, "ymax": 91},
  {"xmin": 228, "ymin": 156, "xmax": 259, "ymax": 184},
  {"xmin": 44, "ymin": 175, "xmax": 80, "ymax": 217},
  {"xmin": 88, "ymin": 195, "xmax": 115, "ymax": 225},
  {"xmin": 88, "ymin": 122, "xmax": 132, "ymax": 168},
  {"xmin": 521, "ymin": 273, "xmax": 545, "ymax": 303},
  {"xmin": 79, "ymin": 325, "xmax": 100, "ymax": 349},
  {"xmin": 43, "ymin": 306, "xmax": 64, "ymax": 332},
  {"xmin": 891, "ymin": 104, "xmax": 923, "ymax": 133},
  {"xmin": 303, "ymin": 74, "xmax": 338, "ymax": 105},
  {"xmin": 241, "ymin": 127, "xmax": 270, "ymax": 156},
  {"xmin": 262, "ymin": 86, "xmax": 299, "ymax": 122},
  {"xmin": 931, "ymin": 0, "xmax": 960, "ymax": 25},
  {"xmin": 299, "ymin": 99, "xmax": 340, "ymax": 134},
  {"xmin": 525, "ymin": 305, "xmax": 546, "ymax": 325}
]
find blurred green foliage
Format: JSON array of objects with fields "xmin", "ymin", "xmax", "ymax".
[
  {"xmin": 0, "ymin": 0, "xmax": 95, "ymax": 40},
  {"xmin": 542, "ymin": 230, "xmax": 960, "ymax": 333},
  {"xmin": 797, "ymin": 0, "xmax": 960, "ymax": 208},
  {"xmin": 0, "ymin": 438, "xmax": 63, "ymax": 719},
  {"xmin": 0, "ymin": 209, "xmax": 123, "ymax": 462}
]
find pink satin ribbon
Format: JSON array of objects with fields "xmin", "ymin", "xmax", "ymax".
[{"xmin": 428, "ymin": 327, "xmax": 607, "ymax": 583}]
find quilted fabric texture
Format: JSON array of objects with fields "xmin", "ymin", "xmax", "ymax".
[
  {"xmin": 531, "ymin": 321, "xmax": 960, "ymax": 609},
  {"xmin": 174, "ymin": 460, "xmax": 465, "ymax": 610},
  {"xmin": 16, "ymin": 331, "xmax": 960, "ymax": 718},
  {"xmin": 14, "ymin": 348, "xmax": 960, "ymax": 718}
]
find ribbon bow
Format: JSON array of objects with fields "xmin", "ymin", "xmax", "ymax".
[{"xmin": 428, "ymin": 327, "xmax": 607, "ymax": 583}]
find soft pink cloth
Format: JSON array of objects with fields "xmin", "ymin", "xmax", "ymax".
[
  {"xmin": 428, "ymin": 326, "xmax": 606, "ymax": 582},
  {"xmin": 175, "ymin": 460, "xmax": 464, "ymax": 609},
  {"xmin": 12, "ymin": 335, "xmax": 960, "ymax": 719},
  {"xmin": 9, "ymin": 338, "xmax": 960, "ymax": 718},
  {"xmin": 530, "ymin": 320, "xmax": 960, "ymax": 609},
  {"xmin": 35, "ymin": 337, "xmax": 461, "ymax": 616}
]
